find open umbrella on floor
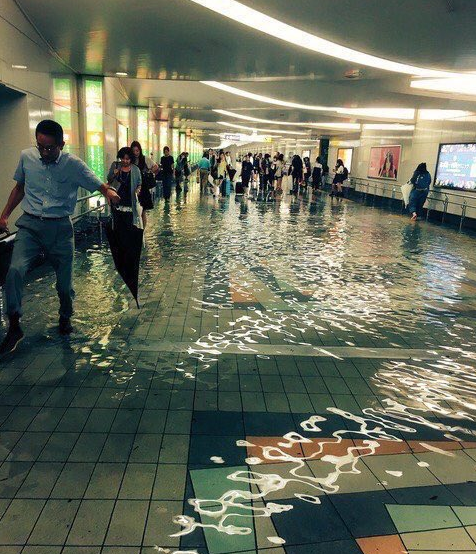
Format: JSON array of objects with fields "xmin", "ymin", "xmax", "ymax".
[{"xmin": 105, "ymin": 209, "xmax": 143, "ymax": 308}]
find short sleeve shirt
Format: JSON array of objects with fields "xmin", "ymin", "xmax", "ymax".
[{"xmin": 14, "ymin": 147, "xmax": 103, "ymax": 218}]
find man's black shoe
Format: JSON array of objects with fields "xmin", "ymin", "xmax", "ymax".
[
  {"xmin": 59, "ymin": 317, "xmax": 73, "ymax": 335},
  {"xmin": 0, "ymin": 326, "xmax": 24, "ymax": 356}
]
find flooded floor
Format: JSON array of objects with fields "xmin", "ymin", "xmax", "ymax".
[{"xmin": 1, "ymin": 183, "xmax": 476, "ymax": 554}]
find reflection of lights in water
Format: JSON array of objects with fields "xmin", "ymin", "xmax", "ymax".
[
  {"xmin": 163, "ymin": 197, "xmax": 476, "ymax": 542},
  {"xmin": 8, "ymin": 184, "xmax": 476, "ymax": 547}
]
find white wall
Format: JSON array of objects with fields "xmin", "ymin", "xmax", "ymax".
[
  {"xmin": 330, "ymin": 113, "xmax": 476, "ymax": 220},
  {"xmin": 0, "ymin": 0, "xmax": 80, "ymax": 154},
  {"xmin": 0, "ymin": 87, "xmax": 30, "ymax": 223},
  {"xmin": 0, "ymin": 0, "xmax": 81, "ymax": 222}
]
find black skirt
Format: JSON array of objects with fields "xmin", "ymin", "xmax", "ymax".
[{"xmin": 138, "ymin": 187, "xmax": 153, "ymax": 211}]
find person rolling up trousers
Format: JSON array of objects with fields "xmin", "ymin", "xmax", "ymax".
[{"xmin": 0, "ymin": 120, "xmax": 120, "ymax": 356}]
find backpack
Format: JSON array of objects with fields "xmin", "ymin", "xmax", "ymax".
[{"xmin": 342, "ymin": 167, "xmax": 349, "ymax": 180}]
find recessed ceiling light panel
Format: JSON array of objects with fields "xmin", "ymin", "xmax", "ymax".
[{"xmin": 190, "ymin": 0, "xmax": 468, "ymax": 78}]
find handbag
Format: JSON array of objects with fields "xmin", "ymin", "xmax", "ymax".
[
  {"xmin": 110, "ymin": 161, "xmax": 122, "ymax": 191},
  {"xmin": 141, "ymin": 170, "xmax": 156, "ymax": 190},
  {"xmin": 401, "ymin": 181, "xmax": 413, "ymax": 207}
]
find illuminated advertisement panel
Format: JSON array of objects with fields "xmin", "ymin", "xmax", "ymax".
[
  {"xmin": 172, "ymin": 129, "xmax": 180, "ymax": 159},
  {"xmin": 85, "ymin": 79, "xmax": 105, "ymax": 179},
  {"xmin": 159, "ymin": 122, "xmax": 168, "ymax": 152},
  {"xmin": 435, "ymin": 143, "xmax": 476, "ymax": 191},
  {"xmin": 337, "ymin": 148, "xmax": 353, "ymax": 172},
  {"xmin": 53, "ymin": 78, "xmax": 72, "ymax": 152},
  {"xmin": 116, "ymin": 106, "xmax": 130, "ymax": 147},
  {"xmin": 137, "ymin": 108, "xmax": 149, "ymax": 152}
]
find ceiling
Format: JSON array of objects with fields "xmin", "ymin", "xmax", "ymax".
[{"xmin": 15, "ymin": 0, "xmax": 476, "ymax": 146}]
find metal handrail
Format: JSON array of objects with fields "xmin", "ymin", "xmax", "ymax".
[
  {"xmin": 0, "ymin": 191, "xmax": 106, "ymax": 244},
  {"xmin": 349, "ymin": 177, "xmax": 476, "ymax": 211}
]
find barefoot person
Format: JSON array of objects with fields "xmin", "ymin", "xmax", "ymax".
[
  {"xmin": 408, "ymin": 162, "xmax": 431, "ymax": 221},
  {"xmin": 0, "ymin": 119, "xmax": 120, "ymax": 355}
]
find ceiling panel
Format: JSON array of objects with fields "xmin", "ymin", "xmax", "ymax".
[
  {"xmin": 14, "ymin": 0, "xmax": 476, "ymax": 145},
  {"xmin": 16, "ymin": 0, "xmax": 476, "ymax": 79}
]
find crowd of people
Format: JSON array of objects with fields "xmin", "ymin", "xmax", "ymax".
[
  {"xmin": 196, "ymin": 149, "xmax": 351, "ymax": 200},
  {"xmin": 0, "ymin": 117, "xmax": 434, "ymax": 356},
  {"xmin": 106, "ymin": 143, "xmax": 194, "ymax": 229}
]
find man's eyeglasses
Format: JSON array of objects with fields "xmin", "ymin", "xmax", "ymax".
[{"xmin": 36, "ymin": 143, "xmax": 58, "ymax": 153}]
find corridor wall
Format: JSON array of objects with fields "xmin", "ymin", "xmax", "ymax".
[
  {"xmin": 0, "ymin": 0, "xmax": 80, "ymax": 222},
  {"xmin": 331, "ymin": 113, "xmax": 476, "ymax": 220}
]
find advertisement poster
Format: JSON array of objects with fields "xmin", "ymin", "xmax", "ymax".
[
  {"xmin": 53, "ymin": 78, "xmax": 72, "ymax": 151},
  {"xmin": 84, "ymin": 79, "xmax": 104, "ymax": 180},
  {"xmin": 159, "ymin": 121, "xmax": 168, "ymax": 153},
  {"xmin": 435, "ymin": 143, "xmax": 476, "ymax": 191},
  {"xmin": 172, "ymin": 129, "xmax": 180, "ymax": 159},
  {"xmin": 137, "ymin": 108, "xmax": 149, "ymax": 153},
  {"xmin": 337, "ymin": 148, "xmax": 353, "ymax": 171},
  {"xmin": 368, "ymin": 145, "xmax": 401, "ymax": 180}
]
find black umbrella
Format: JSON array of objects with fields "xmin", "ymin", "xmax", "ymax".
[
  {"xmin": 105, "ymin": 209, "xmax": 143, "ymax": 308},
  {"xmin": 0, "ymin": 233, "xmax": 15, "ymax": 286}
]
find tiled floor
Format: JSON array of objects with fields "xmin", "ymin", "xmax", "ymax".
[{"xmin": 1, "ymin": 184, "xmax": 476, "ymax": 553}]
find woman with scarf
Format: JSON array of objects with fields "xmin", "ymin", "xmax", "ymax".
[{"xmin": 107, "ymin": 147, "xmax": 143, "ymax": 230}]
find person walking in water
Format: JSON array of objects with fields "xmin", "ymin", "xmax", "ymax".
[
  {"xmin": 160, "ymin": 146, "xmax": 174, "ymax": 200},
  {"xmin": 130, "ymin": 140, "xmax": 158, "ymax": 230},
  {"xmin": 198, "ymin": 150, "xmax": 211, "ymax": 195},
  {"xmin": 408, "ymin": 162, "xmax": 431, "ymax": 221},
  {"xmin": 331, "ymin": 158, "xmax": 345, "ymax": 197},
  {"xmin": 0, "ymin": 120, "xmax": 120, "ymax": 355}
]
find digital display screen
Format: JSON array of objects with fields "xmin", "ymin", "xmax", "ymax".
[{"xmin": 435, "ymin": 143, "xmax": 476, "ymax": 191}]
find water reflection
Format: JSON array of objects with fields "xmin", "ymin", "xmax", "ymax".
[{"xmin": 2, "ymin": 187, "xmax": 476, "ymax": 548}]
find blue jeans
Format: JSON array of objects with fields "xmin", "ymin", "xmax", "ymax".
[
  {"xmin": 408, "ymin": 189, "xmax": 428, "ymax": 216},
  {"xmin": 5, "ymin": 213, "xmax": 75, "ymax": 319}
]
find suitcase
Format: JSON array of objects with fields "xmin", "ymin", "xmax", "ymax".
[{"xmin": 235, "ymin": 182, "xmax": 244, "ymax": 195}]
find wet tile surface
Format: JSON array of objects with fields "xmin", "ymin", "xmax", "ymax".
[{"xmin": 1, "ymin": 186, "xmax": 476, "ymax": 552}]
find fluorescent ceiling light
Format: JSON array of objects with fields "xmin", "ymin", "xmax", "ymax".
[
  {"xmin": 214, "ymin": 109, "xmax": 318, "ymax": 126},
  {"xmin": 217, "ymin": 121, "xmax": 309, "ymax": 135},
  {"xmin": 337, "ymin": 108, "xmax": 415, "ymax": 120},
  {"xmin": 190, "ymin": 0, "xmax": 468, "ymax": 78},
  {"xmin": 12, "ymin": 64, "xmax": 27, "ymax": 69},
  {"xmin": 115, "ymin": 72, "xmax": 128, "ymax": 76},
  {"xmin": 204, "ymin": 81, "xmax": 335, "ymax": 111},
  {"xmin": 212, "ymin": 132, "xmax": 281, "ymax": 140},
  {"xmin": 363, "ymin": 124, "xmax": 415, "ymax": 130},
  {"xmin": 411, "ymin": 77, "xmax": 476, "ymax": 96},
  {"xmin": 214, "ymin": 108, "xmax": 416, "ymax": 125},
  {"xmin": 418, "ymin": 109, "xmax": 474, "ymax": 120},
  {"xmin": 208, "ymin": 84, "xmax": 413, "ymax": 122},
  {"xmin": 309, "ymin": 122, "xmax": 361, "ymax": 130}
]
